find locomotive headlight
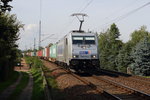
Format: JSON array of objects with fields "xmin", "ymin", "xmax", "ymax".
[
  {"xmin": 91, "ymin": 55, "xmax": 96, "ymax": 58},
  {"xmin": 73, "ymin": 55, "xmax": 76, "ymax": 58},
  {"xmin": 73, "ymin": 55, "xmax": 79, "ymax": 58}
]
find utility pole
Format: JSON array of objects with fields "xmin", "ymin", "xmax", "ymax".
[
  {"xmin": 25, "ymin": 45, "xmax": 27, "ymax": 51},
  {"xmin": 39, "ymin": 0, "xmax": 42, "ymax": 50},
  {"xmin": 39, "ymin": 20, "xmax": 41, "ymax": 50},
  {"xmin": 34, "ymin": 38, "xmax": 36, "ymax": 56}
]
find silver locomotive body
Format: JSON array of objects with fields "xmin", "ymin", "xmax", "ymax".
[{"xmin": 56, "ymin": 31, "xmax": 100, "ymax": 70}]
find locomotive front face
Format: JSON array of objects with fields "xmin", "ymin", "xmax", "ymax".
[{"xmin": 70, "ymin": 33, "xmax": 99, "ymax": 68}]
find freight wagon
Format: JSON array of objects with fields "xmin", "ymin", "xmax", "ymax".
[
  {"xmin": 50, "ymin": 44, "xmax": 57, "ymax": 62},
  {"xmin": 37, "ymin": 50, "xmax": 43, "ymax": 58},
  {"xmin": 45, "ymin": 46, "xmax": 50, "ymax": 60}
]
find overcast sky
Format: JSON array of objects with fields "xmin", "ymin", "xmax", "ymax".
[{"xmin": 10, "ymin": 0, "xmax": 150, "ymax": 50}]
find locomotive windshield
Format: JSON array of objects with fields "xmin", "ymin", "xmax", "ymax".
[
  {"xmin": 72, "ymin": 36, "xmax": 83, "ymax": 44},
  {"xmin": 84, "ymin": 36, "xmax": 95, "ymax": 44},
  {"xmin": 72, "ymin": 36, "xmax": 95, "ymax": 44}
]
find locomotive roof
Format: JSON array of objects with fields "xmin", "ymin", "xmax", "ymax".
[
  {"xmin": 56, "ymin": 30, "xmax": 97, "ymax": 44},
  {"xmin": 71, "ymin": 31, "xmax": 96, "ymax": 36}
]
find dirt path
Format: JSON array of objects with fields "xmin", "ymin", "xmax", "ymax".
[
  {"xmin": 0, "ymin": 72, "xmax": 22, "ymax": 100},
  {"xmin": 18, "ymin": 73, "xmax": 33, "ymax": 100},
  {"xmin": 0, "ymin": 58, "xmax": 33, "ymax": 100},
  {"xmin": 17, "ymin": 58, "xmax": 33, "ymax": 100}
]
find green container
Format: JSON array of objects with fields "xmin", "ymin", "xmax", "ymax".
[{"xmin": 50, "ymin": 44, "xmax": 57, "ymax": 58}]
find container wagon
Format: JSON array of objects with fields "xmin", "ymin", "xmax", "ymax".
[{"xmin": 50, "ymin": 44, "xmax": 57, "ymax": 62}]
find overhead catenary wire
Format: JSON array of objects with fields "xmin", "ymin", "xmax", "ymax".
[
  {"xmin": 104, "ymin": 0, "xmax": 140, "ymax": 21},
  {"xmin": 98, "ymin": 1, "xmax": 150, "ymax": 32},
  {"xmin": 59, "ymin": 0, "xmax": 94, "ymax": 36},
  {"xmin": 40, "ymin": 34, "xmax": 57, "ymax": 42},
  {"xmin": 79, "ymin": 0, "xmax": 94, "ymax": 13},
  {"xmin": 41, "ymin": 0, "xmax": 95, "ymax": 46}
]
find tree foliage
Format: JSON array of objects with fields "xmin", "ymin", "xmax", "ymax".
[
  {"xmin": 0, "ymin": 9, "xmax": 23, "ymax": 81},
  {"xmin": 116, "ymin": 43, "xmax": 132, "ymax": 72},
  {"xmin": 129, "ymin": 26, "xmax": 149, "ymax": 47},
  {"xmin": 99, "ymin": 24, "xmax": 150, "ymax": 76},
  {"xmin": 0, "ymin": 0, "xmax": 12, "ymax": 13},
  {"xmin": 99, "ymin": 23, "xmax": 123, "ymax": 70},
  {"xmin": 116, "ymin": 26, "xmax": 150, "ymax": 73},
  {"xmin": 130, "ymin": 37, "xmax": 150, "ymax": 76}
]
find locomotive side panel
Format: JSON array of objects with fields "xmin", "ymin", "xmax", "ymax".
[
  {"xmin": 56, "ymin": 39, "xmax": 65, "ymax": 63},
  {"xmin": 64, "ymin": 33, "xmax": 72, "ymax": 66}
]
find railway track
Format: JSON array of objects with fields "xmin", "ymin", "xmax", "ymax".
[
  {"xmin": 63, "ymin": 69, "xmax": 121, "ymax": 100},
  {"xmin": 42, "ymin": 60, "xmax": 150, "ymax": 99},
  {"xmin": 100, "ymin": 69, "xmax": 150, "ymax": 86},
  {"xmin": 59, "ymin": 68, "xmax": 150, "ymax": 100},
  {"xmin": 90, "ymin": 75, "xmax": 150, "ymax": 100},
  {"xmin": 42, "ymin": 60, "xmax": 120, "ymax": 99}
]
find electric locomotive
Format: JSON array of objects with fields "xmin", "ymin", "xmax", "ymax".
[
  {"xmin": 56, "ymin": 13, "xmax": 100, "ymax": 71},
  {"xmin": 57, "ymin": 30, "xmax": 99, "ymax": 71}
]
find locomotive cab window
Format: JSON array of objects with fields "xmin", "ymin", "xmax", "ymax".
[
  {"xmin": 72, "ymin": 36, "xmax": 83, "ymax": 44},
  {"xmin": 84, "ymin": 36, "xmax": 95, "ymax": 44}
]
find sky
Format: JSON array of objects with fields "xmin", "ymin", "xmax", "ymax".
[{"xmin": 10, "ymin": 0, "xmax": 150, "ymax": 50}]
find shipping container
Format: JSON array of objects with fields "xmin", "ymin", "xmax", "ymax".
[
  {"xmin": 45, "ymin": 46, "xmax": 50, "ymax": 58},
  {"xmin": 31, "ymin": 52, "xmax": 34, "ymax": 56},
  {"xmin": 36, "ymin": 52, "xmax": 38, "ymax": 57},
  {"xmin": 42, "ymin": 49, "xmax": 45, "ymax": 58},
  {"xmin": 38, "ymin": 50, "xmax": 43, "ymax": 57},
  {"xmin": 44, "ymin": 48, "xmax": 47, "ymax": 57},
  {"xmin": 50, "ymin": 44, "xmax": 57, "ymax": 62}
]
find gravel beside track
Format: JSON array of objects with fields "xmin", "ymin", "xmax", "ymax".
[
  {"xmin": 99, "ymin": 70, "xmax": 150, "ymax": 94},
  {"xmin": 42, "ymin": 60, "xmax": 150, "ymax": 100},
  {"xmin": 87, "ymin": 75, "xmax": 150, "ymax": 100},
  {"xmin": 97, "ymin": 75, "xmax": 150, "ymax": 95},
  {"xmin": 42, "ymin": 60, "xmax": 106, "ymax": 100}
]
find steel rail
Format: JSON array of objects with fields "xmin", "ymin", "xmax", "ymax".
[
  {"xmin": 92, "ymin": 75, "xmax": 150, "ymax": 100},
  {"xmin": 64, "ymin": 69, "xmax": 122, "ymax": 100},
  {"xmin": 100, "ymin": 69, "xmax": 150, "ymax": 85}
]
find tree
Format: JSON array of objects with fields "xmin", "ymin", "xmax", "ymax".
[
  {"xmin": 98, "ymin": 29, "xmax": 110, "ymax": 69},
  {"xmin": 130, "ymin": 26, "xmax": 149, "ymax": 47},
  {"xmin": 99, "ymin": 23, "xmax": 123, "ymax": 70},
  {"xmin": 116, "ymin": 26, "xmax": 150, "ymax": 73},
  {"xmin": 130, "ymin": 37, "xmax": 150, "ymax": 76},
  {"xmin": 0, "ymin": 13, "xmax": 23, "ymax": 81},
  {"xmin": 116, "ymin": 43, "xmax": 132, "ymax": 72},
  {"xmin": 0, "ymin": 0, "xmax": 12, "ymax": 13}
]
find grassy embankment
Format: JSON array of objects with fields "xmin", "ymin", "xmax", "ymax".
[
  {"xmin": 42, "ymin": 66, "xmax": 66, "ymax": 100},
  {"xmin": 25, "ymin": 56, "xmax": 66, "ymax": 100},
  {"xmin": 144, "ymin": 76, "xmax": 150, "ymax": 78},
  {"xmin": 25, "ymin": 56, "xmax": 45, "ymax": 100}
]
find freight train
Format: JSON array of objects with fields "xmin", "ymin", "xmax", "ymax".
[
  {"xmin": 26, "ymin": 13, "xmax": 100, "ymax": 71},
  {"xmin": 26, "ymin": 30, "xmax": 100, "ymax": 71}
]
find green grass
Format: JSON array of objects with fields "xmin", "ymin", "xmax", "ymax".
[
  {"xmin": 24, "ymin": 56, "xmax": 45, "ymax": 100},
  {"xmin": 25, "ymin": 56, "xmax": 65, "ymax": 100},
  {"xmin": 43, "ymin": 66, "xmax": 66, "ymax": 100},
  {"xmin": 24, "ymin": 56, "xmax": 43, "ymax": 68},
  {"xmin": 144, "ymin": 76, "xmax": 150, "ymax": 78},
  {"xmin": 7, "ymin": 72, "xmax": 29, "ymax": 100},
  {"xmin": 0, "ymin": 71, "xmax": 19, "ymax": 94},
  {"xmin": 30, "ymin": 68, "xmax": 45, "ymax": 100}
]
